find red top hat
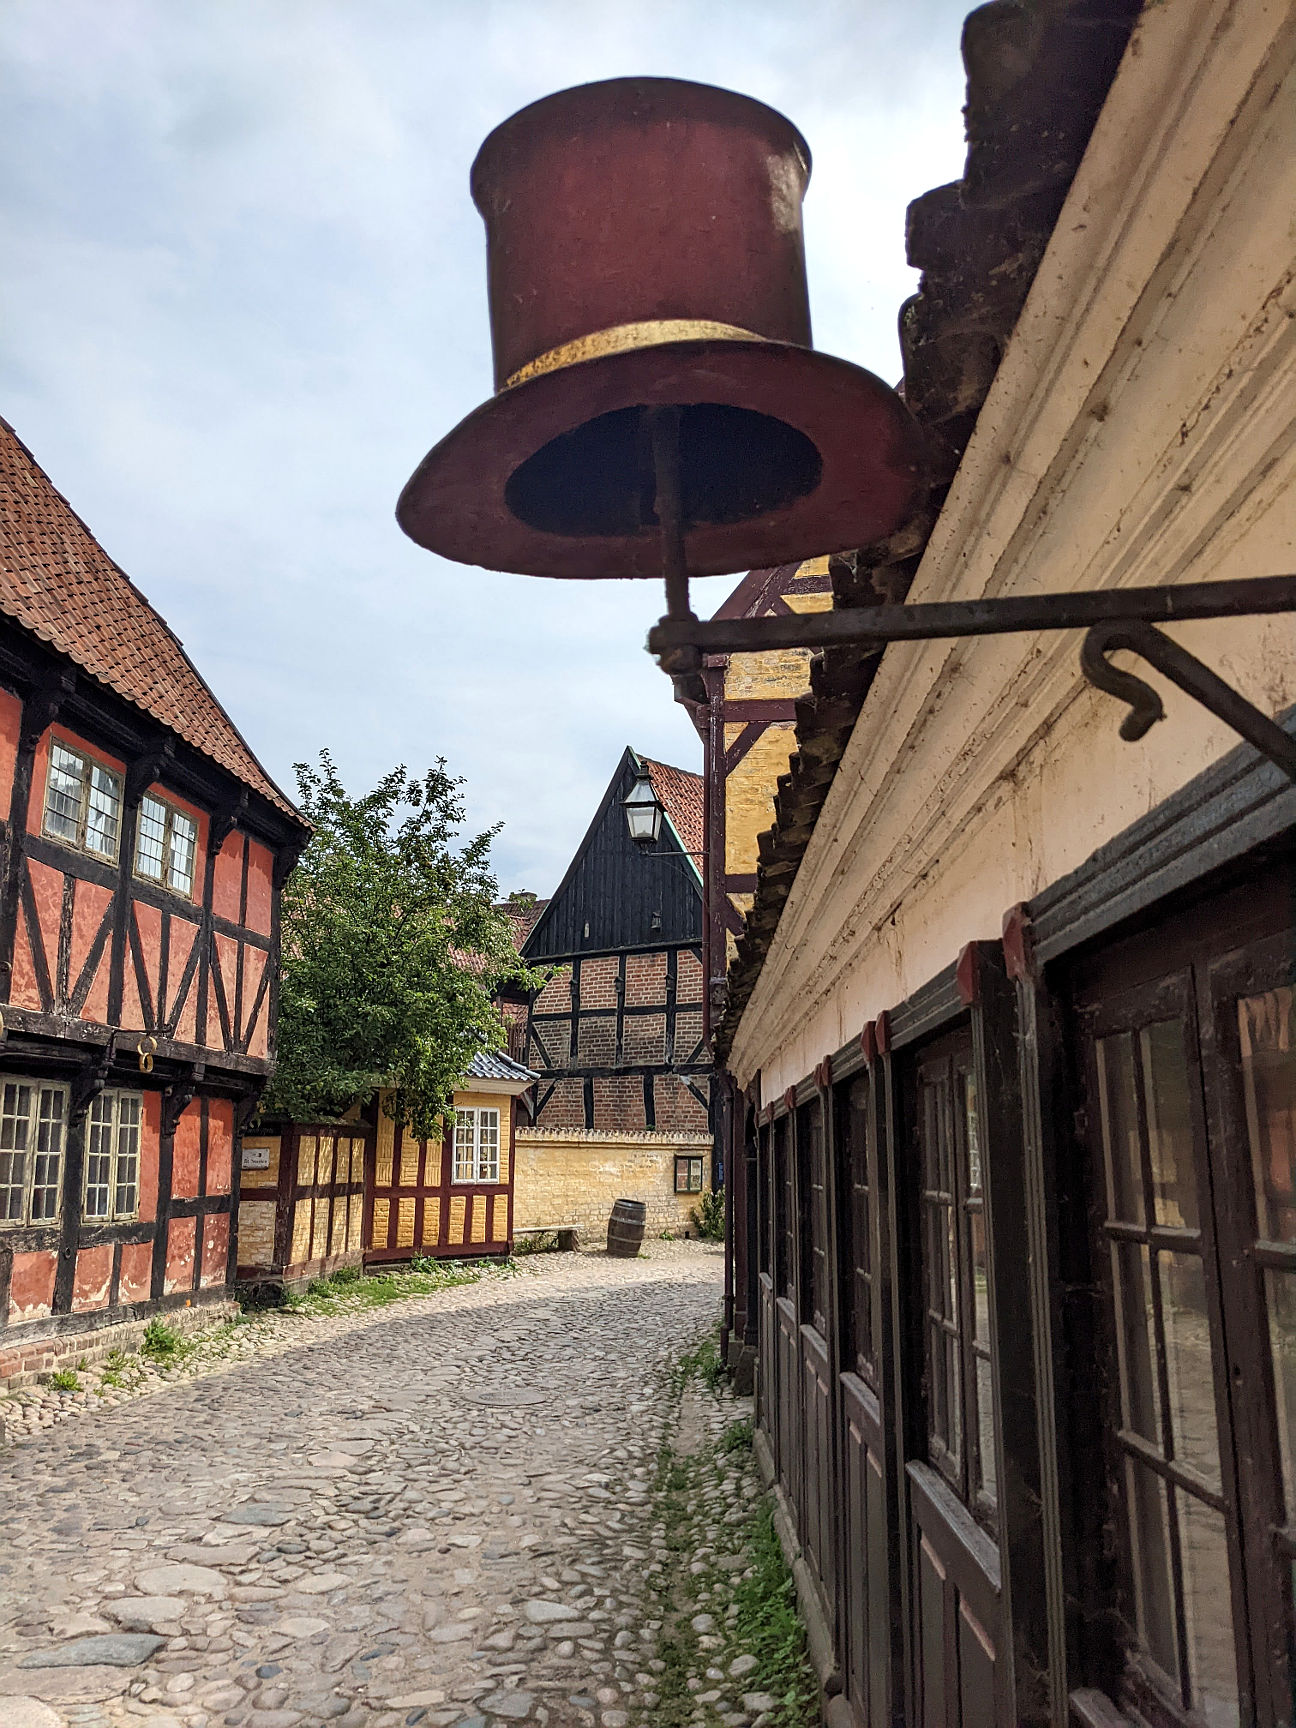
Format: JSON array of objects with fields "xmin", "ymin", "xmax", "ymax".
[{"xmin": 397, "ymin": 77, "xmax": 925, "ymax": 579}]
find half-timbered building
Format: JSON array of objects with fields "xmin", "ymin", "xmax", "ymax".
[
  {"xmin": 511, "ymin": 747, "xmax": 714, "ymax": 1240},
  {"xmin": 0, "ymin": 419, "xmax": 307, "ymax": 1380},
  {"xmin": 705, "ymin": 3, "xmax": 1296, "ymax": 1725}
]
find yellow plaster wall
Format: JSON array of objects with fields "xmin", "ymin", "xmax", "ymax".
[
  {"xmin": 513, "ymin": 1129, "xmax": 713, "ymax": 1240},
  {"xmin": 722, "ymin": 558, "xmax": 832, "ymax": 883}
]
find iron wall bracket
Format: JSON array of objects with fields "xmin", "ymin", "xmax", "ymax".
[{"xmin": 647, "ymin": 573, "xmax": 1296, "ymax": 784}]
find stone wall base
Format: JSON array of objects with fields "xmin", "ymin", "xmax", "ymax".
[{"xmin": 0, "ymin": 1296, "xmax": 239, "ymax": 1388}]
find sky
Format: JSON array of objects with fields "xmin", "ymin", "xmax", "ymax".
[{"xmin": 1, "ymin": 0, "xmax": 971, "ymax": 894}]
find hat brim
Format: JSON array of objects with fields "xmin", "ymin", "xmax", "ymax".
[{"xmin": 396, "ymin": 339, "xmax": 926, "ymax": 579}]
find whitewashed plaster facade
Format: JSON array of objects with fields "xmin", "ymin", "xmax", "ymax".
[{"xmin": 730, "ymin": 0, "xmax": 1296, "ymax": 1100}]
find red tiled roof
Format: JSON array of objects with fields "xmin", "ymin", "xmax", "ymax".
[
  {"xmin": 639, "ymin": 753, "xmax": 703, "ymax": 860},
  {"xmin": 0, "ymin": 418, "xmax": 301, "ymax": 822},
  {"xmin": 498, "ymin": 896, "xmax": 551, "ymax": 950}
]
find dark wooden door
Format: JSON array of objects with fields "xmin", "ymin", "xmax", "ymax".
[
  {"xmin": 773, "ymin": 1112, "xmax": 803, "ymax": 1523},
  {"xmin": 836, "ymin": 1070, "xmax": 895, "ymax": 1728},
  {"xmin": 797, "ymin": 1096, "xmax": 836, "ymax": 1627},
  {"xmin": 1069, "ymin": 872, "xmax": 1296, "ymax": 1728},
  {"xmin": 757, "ymin": 1119, "xmax": 779, "ymax": 1460},
  {"xmin": 906, "ymin": 1031, "xmax": 1007, "ymax": 1728}
]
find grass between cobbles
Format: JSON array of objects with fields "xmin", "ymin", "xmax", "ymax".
[
  {"xmin": 283, "ymin": 1254, "xmax": 516, "ymax": 1315},
  {"xmin": 643, "ymin": 1329, "xmax": 818, "ymax": 1728},
  {"xmin": 5, "ymin": 1258, "xmax": 521, "ymax": 1414}
]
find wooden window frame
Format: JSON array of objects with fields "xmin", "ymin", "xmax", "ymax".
[
  {"xmin": 837, "ymin": 1070, "xmax": 877, "ymax": 1389},
  {"xmin": 913, "ymin": 1029, "xmax": 997, "ymax": 1532},
  {"xmin": 42, "ymin": 737, "xmax": 123, "ymax": 863},
  {"xmin": 452, "ymin": 1106, "xmax": 500, "ymax": 1185},
  {"xmin": 0, "ymin": 1078, "xmax": 67, "ymax": 1226},
  {"xmin": 133, "ymin": 790, "xmax": 199, "ymax": 899},
  {"xmin": 797, "ymin": 1095, "xmax": 829, "ymax": 1337},
  {"xmin": 83, "ymin": 1089, "xmax": 142, "ymax": 1222},
  {"xmin": 1066, "ymin": 873, "xmax": 1296, "ymax": 1728},
  {"xmin": 674, "ymin": 1154, "xmax": 704, "ymax": 1193}
]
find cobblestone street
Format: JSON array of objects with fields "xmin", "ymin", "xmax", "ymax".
[{"xmin": 0, "ymin": 1243, "xmax": 724, "ymax": 1728}]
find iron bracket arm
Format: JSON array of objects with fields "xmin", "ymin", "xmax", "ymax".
[{"xmin": 648, "ymin": 573, "xmax": 1296, "ymax": 781}]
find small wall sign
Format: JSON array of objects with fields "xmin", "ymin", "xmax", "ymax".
[{"xmin": 241, "ymin": 1144, "xmax": 272, "ymax": 1170}]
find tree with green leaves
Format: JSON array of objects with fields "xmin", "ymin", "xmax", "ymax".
[{"xmin": 261, "ymin": 750, "xmax": 546, "ymax": 1139}]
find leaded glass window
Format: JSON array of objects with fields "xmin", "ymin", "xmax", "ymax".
[
  {"xmin": 43, "ymin": 740, "xmax": 121, "ymax": 859},
  {"xmin": 84, "ymin": 1090, "xmax": 142, "ymax": 1220},
  {"xmin": 134, "ymin": 793, "xmax": 198, "ymax": 897},
  {"xmin": 0, "ymin": 1081, "xmax": 66, "ymax": 1224}
]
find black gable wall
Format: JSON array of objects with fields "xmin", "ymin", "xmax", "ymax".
[{"xmin": 523, "ymin": 749, "xmax": 701, "ymax": 961}]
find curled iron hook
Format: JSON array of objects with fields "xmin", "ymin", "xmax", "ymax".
[{"xmin": 1081, "ymin": 620, "xmax": 1296, "ymax": 783}]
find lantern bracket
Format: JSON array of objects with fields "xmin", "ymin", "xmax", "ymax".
[{"xmin": 647, "ymin": 572, "xmax": 1296, "ymax": 784}]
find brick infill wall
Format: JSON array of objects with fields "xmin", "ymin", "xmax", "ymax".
[
  {"xmin": 513, "ymin": 1128, "xmax": 712, "ymax": 1242},
  {"xmin": 0, "ymin": 1298, "xmax": 239, "ymax": 1389}
]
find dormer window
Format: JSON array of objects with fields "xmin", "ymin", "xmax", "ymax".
[
  {"xmin": 135, "ymin": 793, "xmax": 198, "ymax": 897},
  {"xmin": 43, "ymin": 740, "xmax": 122, "ymax": 860}
]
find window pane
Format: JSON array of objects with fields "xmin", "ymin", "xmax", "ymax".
[
  {"xmin": 1239, "ymin": 986, "xmax": 1296, "ymax": 1243},
  {"xmin": 975, "ymin": 1352, "xmax": 997, "ymax": 1505},
  {"xmin": 0, "ymin": 1081, "xmax": 32, "ymax": 1221},
  {"xmin": 1158, "ymin": 1250, "xmax": 1221, "ymax": 1490},
  {"xmin": 964, "ymin": 1071, "xmax": 981, "ymax": 1193},
  {"xmin": 477, "ymin": 1109, "xmax": 499, "ymax": 1182},
  {"xmin": 135, "ymin": 795, "xmax": 167, "ymax": 881},
  {"xmin": 84, "ymin": 1095, "xmax": 114, "ymax": 1218},
  {"xmin": 1265, "ymin": 1268, "xmax": 1296, "ymax": 1521},
  {"xmin": 1097, "ymin": 1033, "xmax": 1145, "ymax": 1225},
  {"xmin": 969, "ymin": 1207, "xmax": 989, "ymax": 1349},
  {"xmin": 44, "ymin": 743, "xmax": 84, "ymax": 843},
  {"xmin": 1177, "ymin": 1491, "xmax": 1240, "ymax": 1727},
  {"xmin": 1113, "ymin": 1239, "xmax": 1161, "ymax": 1443},
  {"xmin": 29, "ymin": 1088, "xmax": 64, "ymax": 1221},
  {"xmin": 453, "ymin": 1109, "xmax": 474, "ymax": 1182},
  {"xmin": 114, "ymin": 1094, "xmax": 141, "ymax": 1217},
  {"xmin": 1140, "ymin": 1020, "xmax": 1199, "ymax": 1231},
  {"xmin": 1125, "ymin": 1457, "xmax": 1179, "ymax": 1685},
  {"xmin": 168, "ymin": 810, "xmax": 197, "ymax": 895},
  {"xmin": 84, "ymin": 763, "xmax": 121, "ymax": 857}
]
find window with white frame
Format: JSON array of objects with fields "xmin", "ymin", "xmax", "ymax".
[
  {"xmin": 453, "ymin": 1107, "xmax": 500, "ymax": 1184},
  {"xmin": 0, "ymin": 1080, "xmax": 67, "ymax": 1225},
  {"xmin": 134, "ymin": 793, "xmax": 198, "ymax": 897},
  {"xmin": 43, "ymin": 739, "xmax": 122, "ymax": 860},
  {"xmin": 84, "ymin": 1090, "xmax": 142, "ymax": 1220}
]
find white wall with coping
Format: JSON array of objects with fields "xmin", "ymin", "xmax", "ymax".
[{"xmin": 730, "ymin": 0, "xmax": 1296, "ymax": 1097}]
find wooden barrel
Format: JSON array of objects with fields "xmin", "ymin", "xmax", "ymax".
[{"xmin": 606, "ymin": 1197, "xmax": 647, "ymax": 1258}]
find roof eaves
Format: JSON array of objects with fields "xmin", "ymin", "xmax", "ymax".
[{"xmin": 714, "ymin": 0, "xmax": 1144, "ymax": 1064}]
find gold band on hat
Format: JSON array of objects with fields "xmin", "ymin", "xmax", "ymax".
[{"xmin": 503, "ymin": 319, "xmax": 765, "ymax": 389}]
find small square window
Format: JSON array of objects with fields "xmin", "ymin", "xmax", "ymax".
[
  {"xmin": 675, "ymin": 1155, "xmax": 704, "ymax": 1194},
  {"xmin": 43, "ymin": 741, "xmax": 122, "ymax": 860},
  {"xmin": 134, "ymin": 794, "xmax": 198, "ymax": 897}
]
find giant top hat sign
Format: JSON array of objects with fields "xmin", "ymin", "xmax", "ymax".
[{"xmin": 397, "ymin": 77, "xmax": 927, "ymax": 582}]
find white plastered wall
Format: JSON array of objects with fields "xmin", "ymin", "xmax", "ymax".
[{"xmin": 730, "ymin": 0, "xmax": 1296, "ymax": 1099}]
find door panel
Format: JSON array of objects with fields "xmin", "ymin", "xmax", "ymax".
[
  {"xmin": 908, "ymin": 1461, "xmax": 1004, "ymax": 1728},
  {"xmin": 842, "ymin": 1370, "xmax": 890, "ymax": 1727},
  {"xmin": 800, "ymin": 1321, "xmax": 835, "ymax": 1621},
  {"xmin": 776, "ymin": 1293, "xmax": 802, "ymax": 1518}
]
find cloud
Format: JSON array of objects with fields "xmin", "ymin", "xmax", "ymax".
[{"xmin": 0, "ymin": 0, "xmax": 969, "ymax": 892}]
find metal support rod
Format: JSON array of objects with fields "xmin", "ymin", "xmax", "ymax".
[
  {"xmin": 1081, "ymin": 620, "xmax": 1296, "ymax": 783},
  {"xmin": 647, "ymin": 572, "xmax": 1296, "ymax": 657},
  {"xmin": 648, "ymin": 406, "xmax": 694, "ymax": 622}
]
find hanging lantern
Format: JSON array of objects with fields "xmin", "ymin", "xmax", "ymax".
[{"xmin": 396, "ymin": 77, "xmax": 927, "ymax": 584}]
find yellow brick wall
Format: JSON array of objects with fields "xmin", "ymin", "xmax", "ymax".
[{"xmin": 512, "ymin": 1130, "xmax": 713, "ymax": 1241}]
